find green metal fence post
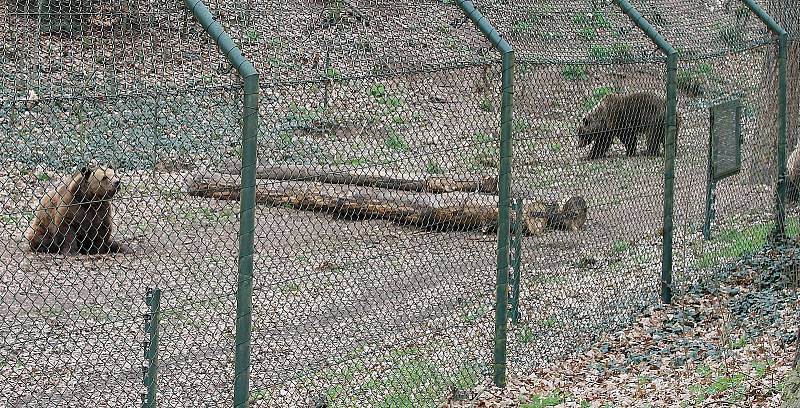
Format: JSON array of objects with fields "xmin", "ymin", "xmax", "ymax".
[
  {"xmin": 614, "ymin": 0, "xmax": 678, "ymax": 304},
  {"xmin": 509, "ymin": 198, "xmax": 524, "ymax": 324},
  {"xmin": 743, "ymin": 0, "xmax": 789, "ymax": 240},
  {"xmin": 142, "ymin": 287, "xmax": 161, "ymax": 408},
  {"xmin": 662, "ymin": 53, "xmax": 678, "ymax": 304},
  {"xmin": 455, "ymin": 0, "xmax": 514, "ymax": 388},
  {"xmin": 185, "ymin": 1, "xmax": 259, "ymax": 406}
]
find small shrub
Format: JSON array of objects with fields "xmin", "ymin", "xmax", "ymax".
[
  {"xmin": 511, "ymin": 20, "xmax": 533, "ymax": 35},
  {"xmin": 588, "ymin": 44, "xmax": 611, "ymax": 60},
  {"xmin": 380, "ymin": 95, "xmax": 403, "ymax": 107},
  {"xmin": 385, "ymin": 132, "xmax": 408, "ymax": 151},
  {"xmin": 521, "ymin": 390, "xmax": 567, "ymax": 408},
  {"xmin": 677, "ymin": 63, "xmax": 713, "ymax": 97},
  {"xmin": 512, "ymin": 119, "xmax": 532, "ymax": 133},
  {"xmin": 611, "ymin": 240, "xmax": 629, "ymax": 255},
  {"xmin": 573, "ymin": 11, "xmax": 611, "ymax": 28},
  {"xmin": 561, "ymin": 64, "xmax": 588, "ymax": 81},
  {"xmin": 579, "ymin": 27, "xmax": 597, "ymax": 41},
  {"xmin": 369, "ymin": 83, "xmax": 386, "ymax": 98},
  {"xmin": 518, "ymin": 325, "xmax": 535, "ymax": 343},
  {"xmin": 582, "ymin": 86, "xmax": 615, "ymax": 110},
  {"xmin": 609, "ymin": 42, "xmax": 632, "ymax": 60},
  {"xmin": 324, "ymin": 67, "xmax": 341, "ymax": 80},
  {"xmin": 479, "ymin": 98, "xmax": 494, "ymax": 113},
  {"xmin": 540, "ymin": 31, "xmax": 563, "ymax": 42},
  {"xmin": 511, "ymin": 13, "xmax": 541, "ymax": 35},
  {"xmin": 425, "ymin": 160, "xmax": 444, "ymax": 175}
]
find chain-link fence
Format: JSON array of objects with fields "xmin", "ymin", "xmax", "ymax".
[{"xmin": 0, "ymin": 0, "xmax": 795, "ymax": 406}]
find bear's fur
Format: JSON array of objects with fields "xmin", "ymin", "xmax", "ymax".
[
  {"xmin": 577, "ymin": 91, "xmax": 672, "ymax": 159},
  {"xmin": 24, "ymin": 165, "xmax": 125, "ymax": 255},
  {"xmin": 787, "ymin": 145, "xmax": 800, "ymax": 202}
]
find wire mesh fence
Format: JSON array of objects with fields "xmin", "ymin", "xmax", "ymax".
[{"xmin": 0, "ymin": 0, "xmax": 796, "ymax": 406}]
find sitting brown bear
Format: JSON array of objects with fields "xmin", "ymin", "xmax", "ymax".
[
  {"xmin": 24, "ymin": 165, "xmax": 127, "ymax": 255},
  {"xmin": 577, "ymin": 91, "xmax": 673, "ymax": 159}
]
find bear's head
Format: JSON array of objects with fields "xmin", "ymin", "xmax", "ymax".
[
  {"xmin": 78, "ymin": 165, "xmax": 121, "ymax": 200},
  {"xmin": 576, "ymin": 97, "xmax": 611, "ymax": 148}
]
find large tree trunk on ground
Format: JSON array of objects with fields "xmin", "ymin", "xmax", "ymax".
[
  {"xmin": 187, "ymin": 172, "xmax": 587, "ymax": 235},
  {"xmin": 217, "ymin": 162, "xmax": 498, "ymax": 194}
]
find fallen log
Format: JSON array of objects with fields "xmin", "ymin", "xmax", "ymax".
[
  {"xmin": 187, "ymin": 172, "xmax": 587, "ymax": 234},
  {"xmin": 216, "ymin": 163, "xmax": 498, "ymax": 194}
]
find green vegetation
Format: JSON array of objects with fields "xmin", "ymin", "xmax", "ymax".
[
  {"xmin": 511, "ymin": 12, "xmax": 542, "ymax": 35},
  {"xmin": 694, "ymin": 218, "xmax": 800, "ymax": 269},
  {"xmin": 579, "ymin": 27, "xmax": 597, "ymax": 41},
  {"xmin": 385, "ymin": 131, "xmax": 409, "ymax": 151},
  {"xmin": 325, "ymin": 67, "xmax": 342, "ymax": 80},
  {"xmin": 582, "ymin": 86, "xmax": 615, "ymax": 110},
  {"xmin": 369, "ymin": 83, "xmax": 386, "ymax": 98},
  {"xmin": 573, "ymin": 12, "xmax": 611, "ymax": 29},
  {"xmin": 688, "ymin": 372, "xmax": 746, "ymax": 403},
  {"xmin": 518, "ymin": 325, "xmax": 535, "ymax": 344},
  {"xmin": 611, "ymin": 240, "xmax": 629, "ymax": 255},
  {"xmin": 561, "ymin": 64, "xmax": 588, "ymax": 81},
  {"xmin": 677, "ymin": 63, "xmax": 712, "ymax": 96},
  {"xmin": 540, "ymin": 31, "xmax": 564, "ymax": 42},
  {"xmin": 521, "ymin": 390, "xmax": 567, "ymax": 407},
  {"xmin": 366, "ymin": 356, "xmax": 481, "ymax": 408},
  {"xmin": 424, "ymin": 160, "xmax": 444, "ymax": 175},
  {"xmin": 479, "ymin": 98, "xmax": 494, "ymax": 113},
  {"xmin": 512, "ymin": 119, "xmax": 532, "ymax": 133}
]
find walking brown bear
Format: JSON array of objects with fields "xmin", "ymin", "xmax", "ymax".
[{"xmin": 576, "ymin": 91, "xmax": 673, "ymax": 159}]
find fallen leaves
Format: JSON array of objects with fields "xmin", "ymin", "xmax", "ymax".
[{"xmin": 444, "ymin": 239, "xmax": 800, "ymax": 408}]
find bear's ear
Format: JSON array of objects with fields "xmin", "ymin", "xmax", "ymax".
[{"xmin": 81, "ymin": 166, "xmax": 91, "ymax": 179}]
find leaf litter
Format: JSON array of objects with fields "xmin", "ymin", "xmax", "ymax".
[{"xmin": 444, "ymin": 237, "xmax": 800, "ymax": 408}]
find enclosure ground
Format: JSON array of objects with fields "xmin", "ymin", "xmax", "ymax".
[{"xmin": 445, "ymin": 239, "xmax": 800, "ymax": 408}]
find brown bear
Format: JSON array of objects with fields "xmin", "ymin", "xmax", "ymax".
[
  {"xmin": 576, "ymin": 91, "xmax": 672, "ymax": 159},
  {"xmin": 787, "ymin": 145, "xmax": 800, "ymax": 202},
  {"xmin": 24, "ymin": 165, "xmax": 126, "ymax": 255}
]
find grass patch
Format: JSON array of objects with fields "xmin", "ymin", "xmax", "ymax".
[
  {"xmin": 425, "ymin": 160, "xmax": 444, "ymax": 175},
  {"xmin": 688, "ymin": 372, "xmax": 746, "ymax": 403},
  {"xmin": 518, "ymin": 325, "xmax": 535, "ymax": 344},
  {"xmin": 511, "ymin": 12, "xmax": 541, "ymax": 35},
  {"xmin": 561, "ymin": 64, "xmax": 588, "ymax": 81},
  {"xmin": 369, "ymin": 83, "xmax": 386, "ymax": 98},
  {"xmin": 379, "ymin": 95, "xmax": 403, "ymax": 108},
  {"xmin": 0, "ymin": 214, "xmax": 16, "ymax": 224},
  {"xmin": 521, "ymin": 390, "xmax": 567, "ymax": 407},
  {"xmin": 385, "ymin": 131, "xmax": 409, "ymax": 151},
  {"xmin": 611, "ymin": 240, "xmax": 629, "ymax": 255},
  {"xmin": 579, "ymin": 27, "xmax": 597, "ymax": 41},
  {"xmin": 582, "ymin": 86, "xmax": 615, "ymax": 110},
  {"xmin": 694, "ymin": 218, "xmax": 800, "ymax": 269},
  {"xmin": 369, "ymin": 357, "xmax": 480, "ymax": 408},
  {"xmin": 479, "ymin": 98, "xmax": 494, "ymax": 113},
  {"xmin": 462, "ymin": 305, "xmax": 491, "ymax": 323},
  {"xmin": 573, "ymin": 12, "xmax": 610, "ymax": 28},
  {"xmin": 677, "ymin": 63, "xmax": 712, "ymax": 96},
  {"xmin": 512, "ymin": 119, "xmax": 532, "ymax": 133}
]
